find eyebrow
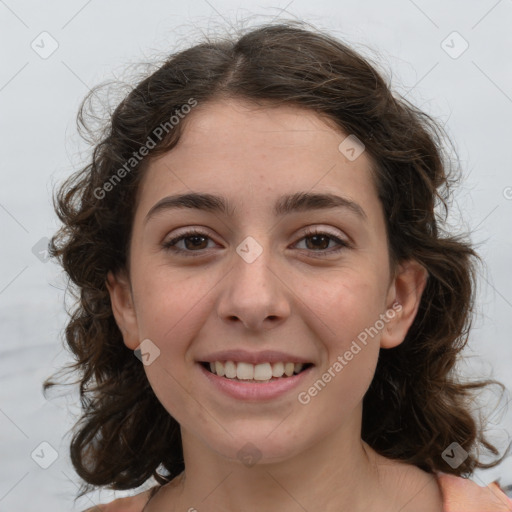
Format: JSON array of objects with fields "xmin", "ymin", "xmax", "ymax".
[{"xmin": 144, "ymin": 191, "xmax": 367, "ymax": 224}]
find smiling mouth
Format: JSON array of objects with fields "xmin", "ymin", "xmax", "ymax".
[{"xmin": 200, "ymin": 361, "xmax": 313, "ymax": 382}]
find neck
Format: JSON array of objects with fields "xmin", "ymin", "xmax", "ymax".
[{"xmin": 152, "ymin": 412, "xmax": 386, "ymax": 511}]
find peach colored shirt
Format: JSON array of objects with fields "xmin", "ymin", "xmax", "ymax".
[
  {"xmin": 88, "ymin": 473, "xmax": 512, "ymax": 511},
  {"xmin": 437, "ymin": 472, "xmax": 512, "ymax": 511}
]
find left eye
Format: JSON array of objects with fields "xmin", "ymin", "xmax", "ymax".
[
  {"xmin": 295, "ymin": 229, "xmax": 350, "ymax": 253},
  {"xmin": 162, "ymin": 229, "xmax": 350, "ymax": 256}
]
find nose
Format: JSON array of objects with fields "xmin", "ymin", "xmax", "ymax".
[{"xmin": 216, "ymin": 238, "xmax": 291, "ymax": 332}]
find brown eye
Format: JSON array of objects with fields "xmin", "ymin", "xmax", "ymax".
[
  {"xmin": 304, "ymin": 233, "xmax": 331, "ymax": 250},
  {"xmin": 161, "ymin": 228, "xmax": 350, "ymax": 257},
  {"xmin": 295, "ymin": 228, "xmax": 350, "ymax": 256},
  {"xmin": 162, "ymin": 230, "xmax": 216, "ymax": 255}
]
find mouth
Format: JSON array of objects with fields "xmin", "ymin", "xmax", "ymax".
[{"xmin": 200, "ymin": 361, "xmax": 314, "ymax": 383}]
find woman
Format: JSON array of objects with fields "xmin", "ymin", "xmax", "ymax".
[{"xmin": 46, "ymin": 21, "xmax": 512, "ymax": 511}]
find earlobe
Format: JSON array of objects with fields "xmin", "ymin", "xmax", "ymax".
[
  {"xmin": 380, "ymin": 260, "xmax": 428, "ymax": 349},
  {"xmin": 106, "ymin": 270, "xmax": 140, "ymax": 350}
]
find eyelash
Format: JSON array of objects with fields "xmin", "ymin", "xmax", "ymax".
[{"xmin": 161, "ymin": 227, "xmax": 351, "ymax": 257}]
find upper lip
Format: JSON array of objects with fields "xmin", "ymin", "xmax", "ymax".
[{"xmin": 198, "ymin": 349, "xmax": 313, "ymax": 365}]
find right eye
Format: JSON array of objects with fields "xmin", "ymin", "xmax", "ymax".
[{"xmin": 161, "ymin": 229, "xmax": 218, "ymax": 256}]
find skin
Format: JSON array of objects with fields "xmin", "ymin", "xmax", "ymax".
[{"xmin": 104, "ymin": 98, "xmax": 444, "ymax": 511}]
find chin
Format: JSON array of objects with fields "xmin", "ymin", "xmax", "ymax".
[{"xmin": 197, "ymin": 423, "xmax": 313, "ymax": 467}]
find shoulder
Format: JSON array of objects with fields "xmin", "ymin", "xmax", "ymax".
[
  {"xmin": 368, "ymin": 452, "xmax": 444, "ymax": 511},
  {"xmin": 82, "ymin": 488, "xmax": 155, "ymax": 512},
  {"xmin": 436, "ymin": 472, "xmax": 512, "ymax": 512},
  {"xmin": 86, "ymin": 473, "xmax": 184, "ymax": 512}
]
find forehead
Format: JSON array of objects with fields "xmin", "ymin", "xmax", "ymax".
[
  {"xmin": 174, "ymin": 98, "xmax": 356, "ymax": 158},
  {"xmin": 136, "ymin": 98, "xmax": 381, "ymax": 224}
]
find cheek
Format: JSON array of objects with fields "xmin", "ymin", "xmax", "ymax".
[
  {"xmin": 143, "ymin": 360, "xmax": 207, "ymax": 434},
  {"xmin": 133, "ymin": 265, "xmax": 210, "ymax": 342},
  {"xmin": 135, "ymin": 271, "xmax": 206, "ymax": 417},
  {"xmin": 304, "ymin": 268, "xmax": 387, "ymax": 346},
  {"xmin": 300, "ymin": 270, "xmax": 385, "ymax": 399}
]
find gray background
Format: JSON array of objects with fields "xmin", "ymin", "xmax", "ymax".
[{"xmin": 1, "ymin": 1, "xmax": 511, "ymax": 510}]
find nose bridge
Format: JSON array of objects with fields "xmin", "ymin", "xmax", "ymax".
[
  {"xmin": 232, "ymin": 232, "xmax": 276, "ymax": 299},
  {"xmin": 217, "ymin": 232, "xmax": 290, "ymax": 330}
]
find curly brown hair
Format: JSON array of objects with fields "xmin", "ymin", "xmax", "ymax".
[{"xmin": 44, "ymin": 19, "xmax": 509, "ymax": 497}]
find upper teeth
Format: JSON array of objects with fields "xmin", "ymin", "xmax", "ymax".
[{"xmin": 208, "ymin": 361, "xmax": 305, "ymax": 380}]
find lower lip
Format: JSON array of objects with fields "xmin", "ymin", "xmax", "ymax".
[{"xmin": 198, "ymin": 363, "xmax": 313, "ymax": 401}]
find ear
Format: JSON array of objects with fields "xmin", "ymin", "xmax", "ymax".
[
  {"xmin": 106, "ymin": 270, "xmax": 140, "ymax": 350},
  {"xmin": 380, "ymin": 259, "xmax": 428, "ymax": 349}
]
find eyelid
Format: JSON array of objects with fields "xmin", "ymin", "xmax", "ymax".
[
  {"xmin": 301, "ymin": 225, "xmax": 347, "ymax": 240},
  {"xmin": 162, "ymin": 227, "xmax": 218, "ymax": 252},
  {"xmin": 296, "ymin": 226, "xmax": 352, "ymax": 254},
  {"xmin": 162, "ymin": 225, "xmax": 352, "ymax": 256}
]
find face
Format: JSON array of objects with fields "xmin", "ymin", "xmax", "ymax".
[{"xmin": 107, "ymin": 98, "xmax": 427, "ymax": 465}]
